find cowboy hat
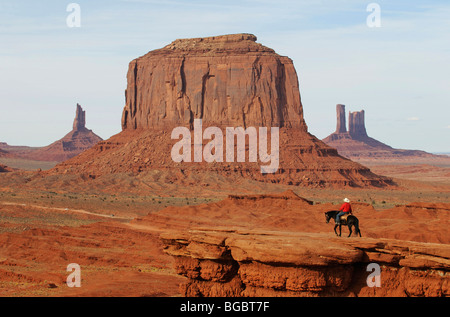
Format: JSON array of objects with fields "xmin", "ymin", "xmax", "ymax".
[{"xmin": 343, "ymin": 198, "xmax": 350, "ymax": 203}]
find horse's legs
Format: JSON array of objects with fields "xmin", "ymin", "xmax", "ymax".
[
  {"xmin": 348, "ymin": 224, "xmax": 353, "ymax": 237},
  {"xmin": 333, "ymin": 224, "xmax": 338, "ymax": 236},
  {"xmin": 354, "ymin": 219, "xmax": 362, "ymax": 237},
  {"xmin": 339, "ymin": 225, "xmax": 342, "ymax": 237}
]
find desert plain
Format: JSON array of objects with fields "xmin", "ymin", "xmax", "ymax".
[
  {"xmin": 0, "ymin": 153, "xmax": 449, "ymax": 297},
  {"xmin": 0, "ymin": 34, "xmax": 449, "ymax": 297}
]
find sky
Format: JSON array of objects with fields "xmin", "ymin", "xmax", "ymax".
[{"xmin": 0, "ymin": 0, "xmax": 449, "ymax": 153}]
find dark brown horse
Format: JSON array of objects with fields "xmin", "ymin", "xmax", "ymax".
[{"xmin": 325, "ymin": 210, "xmax": 362, "ymax": 237}]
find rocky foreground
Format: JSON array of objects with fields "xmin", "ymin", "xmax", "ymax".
[
  {"xmin": 0, "ymin": 189, "xmax": 448, "ymax": 297},
  {"xmin": 162, "ymin": 229, "xmax": 449, "ymax": 297},
  {"xmin": 133, "ymin": 191, "xmax": 450, "ymax": 297}
]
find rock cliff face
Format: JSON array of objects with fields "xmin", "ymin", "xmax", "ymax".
[
  {"xmin": 162, "ymin": 229, "xmax": 449, "ymax": 297},
  {"xmin": 348, "ymin": 110, "xmax": 367, "ymax": 138},
  {"xmin": 121, "ymin": 34, "xmax": 306, "ymax": 131},
  {"xmin": 52, "ymin": 34, "xmax": 394, "ymax": 188},
  {"xmin": 136, "ymin": 191, "xmax": 450, "ymax": 297}
]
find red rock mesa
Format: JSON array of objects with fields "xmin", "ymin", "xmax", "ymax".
[{"xmin": 53, "ymin": 34, "xmax": 392, "ymax": 187}]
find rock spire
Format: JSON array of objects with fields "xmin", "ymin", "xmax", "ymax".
[
  {"xmin": 348, "ymin": 110, "xmax": 367, "ymax": 138},
  {"xmin": 336, "ymin": 104, "xmax": 347, "ymax": 134},
  {"xmin": 73, "ymin": 103, "xmax": 86, "ymax": 131}
]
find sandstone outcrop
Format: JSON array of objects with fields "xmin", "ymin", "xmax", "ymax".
[
  {"xmin": 336, "ymin": 104, "xmax": 347, "ymax": 134},
  {"xmin": 0, "ymin": 164, "xmax": 13, "ymax": 173},
  {"xmin": 323, "ymin": 105, "xmax": 450, "ymax": 162},
  {"xmin": 51, "ymin": 34, "xmax": 393, "ymax": 188},
  {"xmin": 140, "ymin": 191, "xmax": 450, "ymax": 297},
  {"xmin": 6, "ymin": 104, "xmax": 103, "ymax": 162},
  {"xmin": 348, "ymin": 110, "xmax": 367, "ymax": 138},
  {"xmin": 121, "ymin": 34, "xmax": 306, "ymax": 131},
  {"xmin": 162, "ymin": 229, "xmax": 449, "ymax": 297},
  {"xmin": 73, "ymin": 103, "xmax": 86, "ymax": 130}
]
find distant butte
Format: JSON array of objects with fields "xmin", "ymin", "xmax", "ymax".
[
  {"xmin": 1, "ymin": 104, "xmax": 102, "ymax": 163},
  {"xmin": 322, "ymin": 104, "xmax": 448, "ymax": 161},
  {"xmin": 26, "ymin": 104, "xmax": 103, "ymax": 162}
]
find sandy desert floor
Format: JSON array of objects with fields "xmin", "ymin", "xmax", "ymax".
[{"xmin": 0, "ymin": 158, "xmax": 448, "ymax": 297}]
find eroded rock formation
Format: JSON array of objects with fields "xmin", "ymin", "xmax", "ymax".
[
  {"xmin": 336, "ymin": 104, "xmax": 347, "ymax": 134},
  {"xmin": 322, "ymin": 105, "xmax": 448, "ymax": 161},
  {"xmin": 121, "ymin": 34, "xmax": 306, "ymax": 131},
  {"xmin": 348, "ymin": 110, "xmax": 367, "ymax": 138},
  {"xmin": 52, "ymin": 34, "xmax": 393, "ymax": 188},
  {"xmin": 5, "ymin": 104, "xmax": 103, "ymax": 162},
  {"xmin": 148, "ymin": 191, "xmax": 450, "ymax": 297},
  {"xmin": 32, "ymin": 104, "xmax": 103, "ymax": 161},
  {"xmin": 161, "ymin": 229, "xmax": 449, "ymax": 297},
  {"xmin": 73, "ymin": 104, "xmax": 86, "ymax": 131}
]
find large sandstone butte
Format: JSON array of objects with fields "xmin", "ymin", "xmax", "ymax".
[
  {"xmin": 323, "ymin": 104, "xmax": 450, "ymax": 162},
  {"xmin": 121, "ymin": 33, "xmax": 306, "ymax": 130},
  {"xmin": 53, "ymin": 34, "xmax": 392, "ymax": 188}
]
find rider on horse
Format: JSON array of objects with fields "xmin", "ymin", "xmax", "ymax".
[{"xmin": 336, "ymin": 198, "xmax": 352, "ymax": 225}]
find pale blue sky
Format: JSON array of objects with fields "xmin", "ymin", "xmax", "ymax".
[{"xmin": 0, "ymin": 0, "xmax": 449, "ymax": 152}]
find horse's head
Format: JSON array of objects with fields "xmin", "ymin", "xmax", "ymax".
[
  {"xmin": 324, "ymin": 211, "xmax": 333, "ymax": 223},
  {"xmin": 324, "ymin": 210, "xmax": 339, "ymax": 223}
]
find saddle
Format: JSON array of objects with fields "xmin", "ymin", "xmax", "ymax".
[{"xmin": 339, "ymin": 213, "xmax": 350, "ymax": 224}]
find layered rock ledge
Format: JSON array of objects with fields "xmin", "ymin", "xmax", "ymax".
[
  {"xmin": 138, "ymin": 191, "xmax": 450, "ymax": 297},
  {"xmin": 161, "ymin": 229, "xmax": 449, "ymax": 297}
]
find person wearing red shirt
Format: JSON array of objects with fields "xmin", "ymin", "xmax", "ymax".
[{"xmin": 336, "ymin": 198, "xmax": 352, "ymax": 225}]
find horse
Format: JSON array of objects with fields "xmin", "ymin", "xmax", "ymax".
[{"xmin": 324, "ymin": 210, "xmax": 362, "ymax": 237}]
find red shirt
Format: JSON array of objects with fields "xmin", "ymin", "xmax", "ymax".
[{"xmin": 340, "ymin": 202, "xmax": 352, "ymax": 213}]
